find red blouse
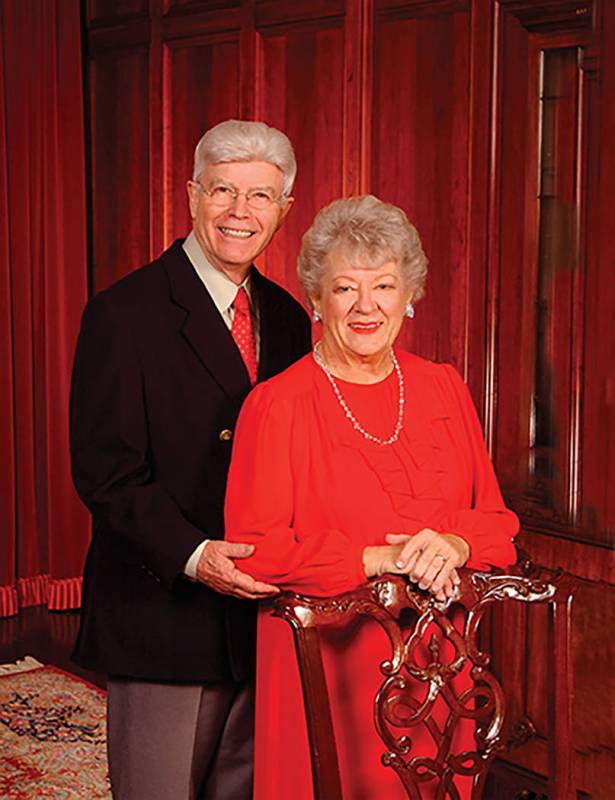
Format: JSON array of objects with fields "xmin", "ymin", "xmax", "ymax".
[{"xmin": 226, "ymin": 349, "xmax": 518, "ymax": 592}]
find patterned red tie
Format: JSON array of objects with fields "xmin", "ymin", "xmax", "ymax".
[{"xmin": 231, "ymin": 286, "xmax": 258, "ymax": 384}]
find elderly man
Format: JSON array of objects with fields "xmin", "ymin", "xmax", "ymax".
[{"xmin": 70, "ymin": 120, "xmax": 311, "ymax": 799}]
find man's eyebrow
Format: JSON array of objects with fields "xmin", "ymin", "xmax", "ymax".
[{"xmin": 208, "ymin": 178, "xmax": 277, "ymax": 192}]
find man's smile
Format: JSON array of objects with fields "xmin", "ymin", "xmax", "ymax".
[{"xmin": 218, "ymin": 226, "xmax": 255, "ymax": 238}]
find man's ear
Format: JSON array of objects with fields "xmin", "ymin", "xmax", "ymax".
[
  {"xmin": 276, "ymin": 196, "xmax": 295, "ymax": 228},
  {"xmin": 186, "ymin": 180, "xmax": 199, "ymax": 220}
]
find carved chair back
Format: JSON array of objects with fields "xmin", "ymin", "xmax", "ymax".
[{"xmin": 272, "ymin": 564, "xmax": 577, "ymax": 800}]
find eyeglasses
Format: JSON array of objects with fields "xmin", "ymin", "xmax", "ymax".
[{"xmin": 195, "ymin": 181, "xmax": 282, "ymax": 211}]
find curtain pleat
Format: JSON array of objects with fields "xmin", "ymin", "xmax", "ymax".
[
  {"xmin": 0, "ymin": 1, "xmax": 18, "ymax": 610},
  {"xmin": 0, "ymin": 0, "xmax": 90, "ymax": 617},
  {"xmin": 17, "ymin": 574, "xmax": 50, "ymax": 608}
]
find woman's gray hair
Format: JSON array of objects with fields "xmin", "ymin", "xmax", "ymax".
[
  {"xmin": 297, "ymin": 195, "xmax": 428, "ymax": 306},
  {"xmin": 192, "ymin": 119, "xmax": 297, "ymax": 199}
]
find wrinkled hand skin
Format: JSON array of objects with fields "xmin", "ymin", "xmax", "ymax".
[
  {"xmin": 387, "ymin": 529, "xmax": 469, "ymax": 601},
  {"xmin": 195, "ymin": 540, "xmax": 280, "ymax": 600},
  {"xmin": 364, "ymin": 528, "xmax": 469, "ymax": 602}
]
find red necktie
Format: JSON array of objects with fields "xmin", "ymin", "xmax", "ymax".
[{"xmin": 231, "ymin": 287, "xmax": 257, "ymax": 384}]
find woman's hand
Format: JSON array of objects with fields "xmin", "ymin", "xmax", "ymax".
[
  {"xmin": 362, "ymin": 544, "xmax": 405, "ymax": 582},
  {"xmin": 362, "ymin": 529, "xmax": 467, "ymax": 602},
  {"xmin": 384, "ymin": 528, "xmax": 469, "ymax": 600}
]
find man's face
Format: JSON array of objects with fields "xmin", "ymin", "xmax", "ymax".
[{"xmin": 187, "ymin": 160, "xmax": 294, "ymax": 283}]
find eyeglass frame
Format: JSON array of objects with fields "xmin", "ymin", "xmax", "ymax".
[{"xmin": 192, "ymin": 179, "xmax": 287, "ymax": 210}]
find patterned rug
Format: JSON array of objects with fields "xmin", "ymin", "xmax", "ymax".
[{"xmin": 0, "ymin": 657, "xmax": 110, "ymax": 798}]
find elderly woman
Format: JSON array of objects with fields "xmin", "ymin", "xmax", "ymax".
[{"xmin": 225, "ymin": 195, "xmax": 518, "ymax": 799}]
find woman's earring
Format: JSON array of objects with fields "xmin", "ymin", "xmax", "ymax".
[
  {"xmin": 312, "ymin": 309, "xmax": 322, "ymax": 323},
  {"xmin": 405, "ymin": 302, "xmax": 415, "ymax": 319}
]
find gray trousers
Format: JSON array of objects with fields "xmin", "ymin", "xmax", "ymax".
[{"xmin": 106, "ymin": 678, "xmax": 254, "ymax": 800}]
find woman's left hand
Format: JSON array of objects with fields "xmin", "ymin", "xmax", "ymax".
[{"xmin": 385, "ymin": 529, "xmax": 470, "ymax": 601}]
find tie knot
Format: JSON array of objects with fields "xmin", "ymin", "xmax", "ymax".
[{"xmin": 233, "ymin": 286, "xmax": 250, "ymax": 315}]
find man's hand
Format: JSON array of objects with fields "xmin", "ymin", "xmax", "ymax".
[{"xmin": 195, "ymin": 540, "xmax": 279, "ymax": 600}]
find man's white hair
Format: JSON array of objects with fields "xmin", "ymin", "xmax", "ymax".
[{"xmin": 192, "ymin": 119, "xmax": 297, "ymax": 200}]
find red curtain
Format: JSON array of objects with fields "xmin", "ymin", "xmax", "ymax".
[{"xmin": 0, "ymin": 0, "xmax": 90, "ymax": 617}]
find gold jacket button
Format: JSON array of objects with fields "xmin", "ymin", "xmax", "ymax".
[{"xmin": 219, "ymin": 429, "xmax": 233, "ymax": 441}]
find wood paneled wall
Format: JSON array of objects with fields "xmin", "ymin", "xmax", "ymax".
[{"xmin": 85, "ymin": 1, "xmax": 614, "ymax": 796}]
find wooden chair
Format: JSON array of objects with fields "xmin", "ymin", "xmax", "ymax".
[{"xmin": 272, "ymin": 559, "xmax": 578, "ymax": 800}]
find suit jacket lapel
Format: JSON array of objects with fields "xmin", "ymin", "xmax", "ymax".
[
  {"xmin": 253, "ymin": 267, "xmax": 293, "ymax": 381},
  {"xmin": 162, "ymin": 241, "xmax": 252, "ymax": 397}
]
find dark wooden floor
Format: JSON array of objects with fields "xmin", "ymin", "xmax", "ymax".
[{"xmin": 0, "ymin": 605, "xmax": 105, "ymax": 689}]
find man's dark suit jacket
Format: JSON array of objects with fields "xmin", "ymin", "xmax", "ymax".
[{"xmin": 70, "ymin": 240, "xmax": 312, "ymax": 682}]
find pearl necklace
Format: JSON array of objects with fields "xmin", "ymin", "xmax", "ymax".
[{"xmin": 313, "ymin": 341, "xmax": 405, "ymax": 446}]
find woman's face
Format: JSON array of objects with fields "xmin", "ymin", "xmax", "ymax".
[{"xmin": 313, "ymin": 250, "xmax": 411, "ymax": 364}]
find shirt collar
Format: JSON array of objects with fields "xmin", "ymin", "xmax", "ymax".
[{"xmin": 182, "ymin": 231, "xmax": 252, "ymax": 315}]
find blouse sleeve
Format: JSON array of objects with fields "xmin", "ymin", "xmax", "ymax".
[
  {"xmin": 224, "ymin": 381, "xmax": 367, "ymax": 597},
  {"xmin": 437, "ymin": 364, "xmax": 519, "ymax": 570}
]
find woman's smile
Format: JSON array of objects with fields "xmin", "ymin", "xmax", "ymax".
[{"xmin": 348, "ymin": 320, "xmax": 383, "ymax": 333}]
